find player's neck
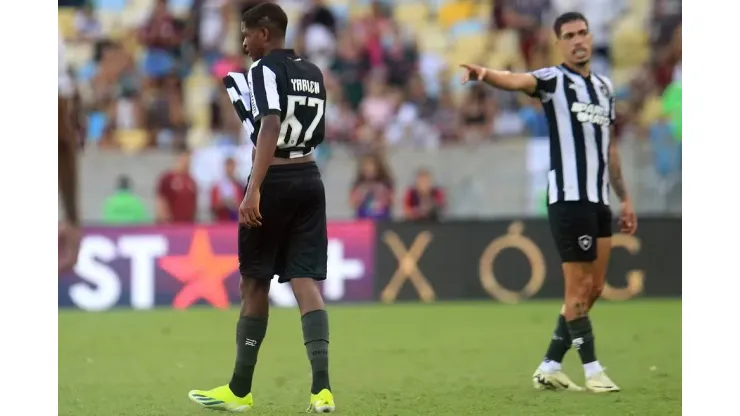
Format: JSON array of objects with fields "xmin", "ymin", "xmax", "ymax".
[
  {"xmin": 563, "ymin": 61, "xmax": 591, "ymax": 77},
  {"xmin": 262, "ymin": 41, "xmax": 286, "ymax": 57}
]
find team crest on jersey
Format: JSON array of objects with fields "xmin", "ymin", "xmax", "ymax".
[
  {"xmin": 599, "ymin": 83, "xmax": 610, "ymax": 97},
  {"xmin": 578, "ymin": 235, "xmax": 593, "ymax": 251}
]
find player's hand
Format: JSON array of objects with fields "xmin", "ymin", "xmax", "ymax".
[
  {"xmin": 618, "ymin": 200, "xmax": 637, "ymax": 235},
  {"xmin": 460, "ymin": 64, "xmax": 486, "ymax": 84},
  {"xmin": 239, "ymin": 189, "xmax": 262, "ymax": 228},
  {"xmin": 58, "ymin": 221, "xmax": 82, "ymax": 273}
]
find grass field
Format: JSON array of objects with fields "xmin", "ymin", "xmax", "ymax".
[{"xmin": 59, "ymin": 300, "xmax": 681, "ymax": 416}]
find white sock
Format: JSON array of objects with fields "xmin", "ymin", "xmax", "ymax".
[
  {"xmin": 584, "ymin": 361, "xmax": 603, "ymax": 377},
  {"xmin": 539, "ymin": 360, "xmax": 562, "ymax": 373}
]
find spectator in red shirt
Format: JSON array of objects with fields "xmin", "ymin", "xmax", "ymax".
[
  {"xmin": 403, "ymin": 168, "xmax": 446, "ymax": 221},
  {"xmin": 210, "ymin": 157, "xmax": 245, "ymax": 222},
  {"xmin": 156, "ymin": 149, "xmax": 198, "ymax": 223}
]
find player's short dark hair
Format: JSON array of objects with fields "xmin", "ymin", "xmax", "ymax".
[
  {"xmin": 242, "ymin": 2, "xmax": 288, "ymax": 38},
  {"xmin": 553, "ymin": 12, "xmax": 589, "ymax": 37}
]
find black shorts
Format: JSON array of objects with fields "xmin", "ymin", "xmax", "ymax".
[
  {"xmin": 238, "ymin": 162, "xmax": 327, "ymax": 283},
  {"xmin": 547, "ymin": 201, "xmax": 613, "ymax": 263}
]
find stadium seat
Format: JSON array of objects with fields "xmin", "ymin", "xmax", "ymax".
[
  {"xmin": 394, "ymin": 2, "xmax": 431, "ymax": 26},
  {"xmin": 438, "ymin": 0, "xmax": 474, "ymax": 29},
  {"xmin": 417, "ymin": 26, "xmax": 449, "ymax": 55},
  {"xmin": 449, "ymin": 19, "xmax": 486, "ymax": 38},
  {"xmin": 116, "ymin": 129, "xmax": 149, "ymax": 153},
  {"xmin": 58, "ymin": 9, "xmax": 77, "ymax": 39}
]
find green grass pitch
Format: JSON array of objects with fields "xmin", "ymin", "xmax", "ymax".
[{"xmin": 59, "ymin": 300, "xmax": 680, "ymax": 415}]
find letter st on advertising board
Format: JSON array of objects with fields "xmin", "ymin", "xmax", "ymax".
[{"xmin": 58, "ymin": 223, "xmax": 376, "ymax": 311}]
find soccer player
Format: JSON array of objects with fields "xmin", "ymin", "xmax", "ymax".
[
  {"xmin": 58, "ymin": 32, "xmax": 81, "ymax": 273},
  {"xmin": 461, "ymin": 12, "xmax": 637, "ymax": 393},
  {"xmin": 187, "ymin": 3, "xmax": 335, "ymax": 413}
]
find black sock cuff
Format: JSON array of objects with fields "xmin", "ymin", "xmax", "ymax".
[
  {"xmin": 301, "ymin": 309, "xmax": 329, "ymax": 344},
  {"xmin": 566, "ymin": 317, "xmax": 594, "ymax": 341}
]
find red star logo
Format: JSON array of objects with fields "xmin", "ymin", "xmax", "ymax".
[{"xmin": 159, "ymin": 229, "xmax": 238, "ymax": 309}]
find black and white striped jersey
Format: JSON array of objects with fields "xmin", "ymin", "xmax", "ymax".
[
  {"xmin": 529, "ymin": 64, "xmax": 616, "ymax": 205},
  {"xmin": 245, "ymin": 49, "xmax": 326, "ymax": 159},
  {"xmin": 223, "ymin": 71, "xmax": 255, "ymax": 138}
]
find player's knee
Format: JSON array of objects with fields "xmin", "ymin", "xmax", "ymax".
[
  {"xmin": 290, "ymin": 278, "xmax": 324, "ymax": 314},
  {"xmin": 590, "ymin": 281, "xmax": 604, "ymax": 302},
  {"xmin": 240, "ymin": 277, "xmax": 269, "ymax": 300}
]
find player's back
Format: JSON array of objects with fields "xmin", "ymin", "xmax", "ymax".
[{"xmin": 248, "ymin": 49, "xmax": 326, "ymax": 160}]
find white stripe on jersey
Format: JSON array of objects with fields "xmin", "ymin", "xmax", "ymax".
[
  {"xmin": 551, "ymin": 73, "xmax": 579, "ymax": 201},
  {"xmin": 262, "ymin": 66, "xmax": 281, "ymax": 111}
]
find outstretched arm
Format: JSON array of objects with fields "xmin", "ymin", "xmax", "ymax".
[{"xmin": 460, "ymin": 65, "xmax": 558, "ymax": 97}]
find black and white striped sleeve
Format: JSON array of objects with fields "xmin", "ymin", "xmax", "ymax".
[
  {"xmin": 223, "ymin": 72, "xmax": 254, "ymax": 136},
  {"xmin": 247, "ymin": 62, "xmax": 282, "ymax": 122},
  {"xmin": 528, "ymin": 66, "xmax": 559, "ymax": 99}
]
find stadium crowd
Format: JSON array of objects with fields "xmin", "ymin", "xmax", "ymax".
[{"xmin": 59, "ymin": 0, "xmax": 681, "ymax": 224}]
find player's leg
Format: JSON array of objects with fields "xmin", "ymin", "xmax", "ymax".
[
  {"xmin": 188, "ymin": 182, "xmax": 286, "ymax": 412},
  {"xmin": 534, "ymin": 202, "xmax": 597, "ymax": 391},
  {"xmin": 580, "ymin": 205, "xmax": 620, "ymax": 392},
  {"xmin": 588, "ymin": 204, "xmax": 614, "ymax": 310},
  {"xmin": 228, "ymin": 276, "xmax": 271, "ymax": 398},
  {"xmin": 280, "ymin": 164, "xmax": 335, "ymax": 412},
  {"xmin": 588, "ymin": 237, "xmax": 611, "ymax": 310}
]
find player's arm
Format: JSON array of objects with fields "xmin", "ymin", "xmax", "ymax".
[
  {"xmin": 245, "ymin": 63, "xmax": 282, "ymax": 203},
  {"xmin": 608, "ymin": 128, "xmax": 629, "ymax": 203},
  {"xmin": 460, "ymin": 64, "xmax": 558, "ymax": 98},
  {"xmin": 58, "ymin": 96, "xmax": 79, "ymax": 226}
]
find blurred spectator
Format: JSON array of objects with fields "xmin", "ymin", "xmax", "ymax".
[
  {"xmin": 84, "ymin": 42, "xmax": 144, "ymax": 147},
  {"xmin": 146, "ymin": 75, "xmax": 187, "ymax": 148},
  {"xmin": 360, "ymin": 73, "xmax": 395, "ymax": 131},
  {"xmin": 458, "ymin": 84, "xmax": 494, "ymax": 143},
  {"xmin": 403, "ymin": 168, "xmax": 446, "ymax": 221},
  {"xmin": 519, "ymin": 95, "xmax": 549, "ymax": 137},
  {"xmin": 651, "ymin": 0, "xmax": 682, "ymax": 50},
  {"xmin": 300, "ymin": 0, "xmax": 337, "ymax": 34},
  {"xmin": 500, "ymin": 0, "xmax": 553, "ymax": 66},
  {"xmin": 385, "ymin": 88, "xmax": 441, "ymax": 149},
  {"xmin": 653, "ymin": 22, "xmax": 681, "ymax": 92},
  {"xmin": 431, "ymin": 89, "xmax": 459, "ymax": 142},
  {"xmin": 102, "ymin": 176, "xmax": 150, "ymax": 225},
  {"xmin": 190, "ymin": 0, "xmax": 230, "ymax": 70},
  {"xmin": 349, "ymin": 155, "xmax": 394, "ymax": 220},
  {"xmin": 301, "ymin": 21, "xmax": 337, "ymax": 71},
  {"xmin": 330, "ymin": 31, "xmax": 371, "ymax": 109},
  {"xmin": 326, "ymin": 97, "xmax": 358, "ymax": 143},
  {"xmin": 139, "ymin": 0, "xmax": 184, "ymax": 82},
  {"xmin": 383, "ymin": 26, "xmax": 419, "ymax": 88},
  {"xmin": 156, "ymin": 149, "xmax": 198, "ymax": 224},
  {"xmin": 353, "ymin": 0, "xmax": 394, "ymax": 68},
  {"xmin": 210, "ymin": 157, "xmax": 245, "ymax": 222},
  {"xmin": 74, "ymin": 3, "xmax": 102, "ymax": 42}
]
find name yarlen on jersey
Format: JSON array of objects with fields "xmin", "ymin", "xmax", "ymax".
[
  {"xmin": 529, "ymin": 65, "xmax": 615, "ymax": 206},
  {"xmin": 247, "ymin": 49, "xmax": 326, "ymax": 159}
]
